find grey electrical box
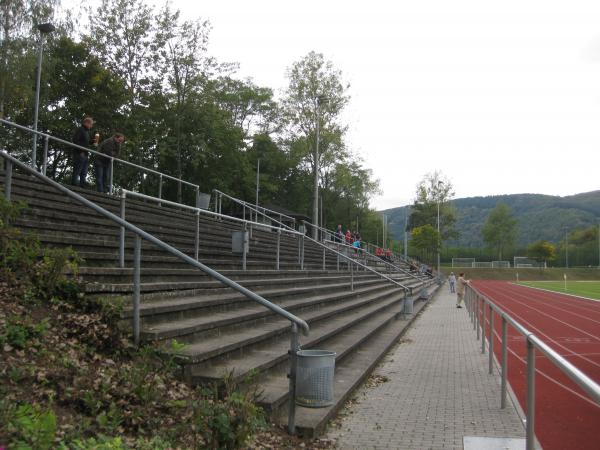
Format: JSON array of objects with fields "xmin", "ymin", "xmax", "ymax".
[
  {"xmin": 197, "ymin": 192, "xmax": 211, "ymax": 210},
  {"xmin": 232, "ymin": 230, "xmax": 249, "ymax": 254}
]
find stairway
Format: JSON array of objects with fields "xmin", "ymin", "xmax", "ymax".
[{"xmin": 1, "ymin": 169, "xmax": 438, "ymax": 437}]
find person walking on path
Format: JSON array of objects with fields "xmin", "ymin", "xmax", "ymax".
[
  {"xmin": 448, "ymin": 272, "xmax": 456, "ymax": 293},
  {"xmin": 71, "ymin": 117, "xmax": 97, "ymax": 187},
  {"xmin": 94, "ymin": 133, "xmax": 124, "ymax": 193},
  {"xmin": 456, "ymin": 272, "xmax": 470, "ymax": 308}
]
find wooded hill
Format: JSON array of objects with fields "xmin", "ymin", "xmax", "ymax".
[{"xmin": 383, "ymin": 191, "xmax": 600, "ymax": 248}]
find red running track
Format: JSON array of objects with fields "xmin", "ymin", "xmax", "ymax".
[{"xmin": 471, "ymin": 281, "xmax": 600, "ymax": 450}]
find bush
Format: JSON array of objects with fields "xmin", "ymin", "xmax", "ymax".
[
  {"xmin": 1, "ymin": 402, "xmax": 57, "ymax": 450},
  {"xmin": 0, "ymin": 196, "xmax": 81, "ymax": 302},
  {"xmin": 191, "ymin": 372, "xmax": 265, "ymax": 449}
]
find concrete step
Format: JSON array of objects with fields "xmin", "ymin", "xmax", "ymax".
[
  {"xmin": 177, "ymin": 284, "xmax": 404, "ymax": 369},
  {"xmin": 130, "ymin": 277, "xmax": 387, "ymax": 327}
]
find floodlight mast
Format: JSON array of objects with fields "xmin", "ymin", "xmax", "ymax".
[{"xmin": 32, "ymin": 23, "xmax": 56, "ymax": 168}]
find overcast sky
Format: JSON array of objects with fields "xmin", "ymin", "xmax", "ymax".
[{"xmin": 72, "ymin": 0, "xmax": 600, "ymax": 209}]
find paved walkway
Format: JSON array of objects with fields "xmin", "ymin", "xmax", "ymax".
[{"xmin": 327, "ymin": 286, "xmax": 525, "ymax": 450}]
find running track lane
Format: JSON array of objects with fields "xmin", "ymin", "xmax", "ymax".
[{"xmin": 472, "ymin": 280, "xmax": 600, "ymax": 450}]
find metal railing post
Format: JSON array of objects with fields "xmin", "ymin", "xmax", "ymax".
[
  {"xmin": 276, "ymin": 229, "xmax": 281, "ymax": 270},
  {"xmin": 158, "ymin": 174, "xmax": 163, "ymax": 205},
  {"xmin": 194, "ymin": 210, "xmax": 200, "ymax": 261},
  {"xmin": 120, "ymin": 192, "xmax": 126, "ymax": 268},
  {"xmin": 109, "ymin": 157, "xmax": 114, "ymax": 195},
  {"xmin": 481, "ymin": 299, "xmax": 486, "ymax": 354},
  {"xmin": 501, "ymin": 316, "xmax": 508, "ymax": 409},
  {"xmin": 336, "ymin": 244, "xmax": 340, "ymax": 271},
  {"xmin": 489, "ymin": 307, "xmax": 495, "ymax": 374},
  {"xmin": 242, "ymin": 222, "xmax": 248, "ymax": 271},
  {"xmin": 287, "ymin": 323, "xmax": 299, "ymax": 434},
  {"xmin": 323, "ymin": 246, "xmax": 326, "ymax": 270},
  {"xmin": 476, "ymin": 296, "xmax": 480, "ymax": 338},
  {"xmin": 133, "ymin": 235, "xmax": 141, "ymax": 346},
  {"xmin": 526, "ymin": 338, "xmax": 536, "ymax": 450},
  {"xmin": 350, "ymin": 261, "xmax": 354, "ymax": 291},
  {"xmin": 4, "ymin": 159, "xmax": 12, "ymax": 201},
  {"xmin": 42, "ymin": 136, "xmax": 49, "ymax": 176},
  {"xmin": 195, "ymin": 187, "xmax": 200, "ymax": 208},
  {"xmin": 300, "ymin": 235, "xmax": 305, "ymax": 270}
]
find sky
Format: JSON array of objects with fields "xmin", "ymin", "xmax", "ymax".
[{"xmin": 68, "ymin": 0, "xmax": 600, "ymax": 209}]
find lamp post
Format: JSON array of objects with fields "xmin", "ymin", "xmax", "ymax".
[
  {"xmin": 312, "ymin": 95, "xmax": 326, "ymax": 240},
  {"xmin": 255, "ymin": 157, "xmax": 260, "ymax": 211},
  {"xmin": 32, "ymin": 22, "xmax": 56, "ymax": 169},
  {"xmin": 564, "ymin": 227, "xmax": 569, "ymax": 269},
  {"xmin": 436, "ymin": 181, "xmax": 443, "ymax": 275}
]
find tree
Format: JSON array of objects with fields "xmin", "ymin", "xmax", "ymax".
[
  {"xmin": 411, "ymin": 224, "xmax": 440, "ymax": 264},
  {"xmin": 527, "ymin": 240, "xmax": 556, "ymax": 266},
  {"xmin": 408, "ymin": 171, "xmax": 458, "ymax": 253},
  {"xmin": 482, "ymin": 202, "xmax": 518, "ymax": 260},
  {"xmin": 281, "ymin": 51, "xmax": 350, "ymax": 234},
  {"xmin": 154, "ymin": 4, "xmax": 213, "ymax": 201}
]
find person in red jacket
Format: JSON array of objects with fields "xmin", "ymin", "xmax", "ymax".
[{"xmin": 345, "ymin": 229, "xmax": 353, "ymax": 245}]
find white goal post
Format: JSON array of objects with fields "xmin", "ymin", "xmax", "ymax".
[{"xmin": 452, "ymin": 258, "xmax": 475, "ymax": 268}]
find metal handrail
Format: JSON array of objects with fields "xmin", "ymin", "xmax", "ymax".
[
  {"xmin": 123, "ymin": 189, "xmax": 303, "ymax": 234},
  {"xmin": 213, "ymin": 188, "xmax": 297, "ymax": 226},
  {"xmin": 1, "ymin": 150, "xmax": 308, "ymax": 333},
  {"xmin": 301, "ymin": 220, "xmax": 425, "ymax": 284},
  {"xmin": 464, "ymin": 284, "xmax": 600, "ymax": 450},
  {"xmin": 0, "ymin": 118, "xmax": 200, "ymax": 201},
  {"xmin": 210, "ymin": 191, "xmax": 412, "ymax": 294}
]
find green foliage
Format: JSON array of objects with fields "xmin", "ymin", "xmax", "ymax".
[
  {"xmin": 527, "ymin": 240, "xmax": 556, "ymax": 263},
  {"xmin": 410, "ymin": 224, "xmax": 440, "ymax": 264},
  {"xmin": 191, "ymin": 373, "xmax": 265, "ymax": 449},
  {"xmin": 2, "ymin": 403, "xmax": 57, "ymax": 450},
  {"xmin": 482, "ymin": 202, "xmax": 518, "ymax": 260},
  {"xmin": 408, "ymin": 171, "xmax": 458, "ymax": 244},
  {"xmin": 0, "ymin": 196, "xmax": 81, "ymax": 300},
  {"xmin": 0, "ymin": 316, "xmax": 49, "ymax": 349}
]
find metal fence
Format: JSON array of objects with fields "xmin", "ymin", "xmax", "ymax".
[{"xmin": 464, "ymin": 284, "xmax": 600, "ymax": 450}]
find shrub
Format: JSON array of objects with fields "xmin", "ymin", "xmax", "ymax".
[{"xmin": 191, "ymin": 372, "xmax": 265, "ymax": 449}]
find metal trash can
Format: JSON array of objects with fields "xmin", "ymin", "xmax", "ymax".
[
  {"xmin": 295, "ymin": 349, "xmax": 336, "ymax": 408},
  {"xmin": 404, "ymin": 297, "xmax": 414, "ymax": 315}
]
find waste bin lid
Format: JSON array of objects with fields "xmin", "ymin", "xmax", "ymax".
[{"xmin": 297, "ymin": 349, "xmax": 336, "ymax": 358}]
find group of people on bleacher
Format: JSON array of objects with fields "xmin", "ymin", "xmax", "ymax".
[{"xmin": 71, "ymin": 117, "xmax": 125, "ymax": 193}]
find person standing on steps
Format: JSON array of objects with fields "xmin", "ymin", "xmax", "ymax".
[
  {"xmin": 456, "ymin": 272, "xmax": 470, "ymax": 308},
  {"xmin": 71, "ymin": 117, "xmax": 97, "ymax": 187},
  {"xmin": 448, "ymin": 272, "xmax": 456, "ymax": 293},
  {"xmin": 94, "ymin": 133, "xmax": 125, "ymax": 193}
]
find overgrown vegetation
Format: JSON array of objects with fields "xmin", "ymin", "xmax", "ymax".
[{"xmin": 0, "ymin": 198, "xmax": 332, "ymax": 448}]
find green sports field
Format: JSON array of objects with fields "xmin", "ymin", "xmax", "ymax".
[{"xmin": 517, "ymin": 281, "xmax": 600, "ymax": 300}]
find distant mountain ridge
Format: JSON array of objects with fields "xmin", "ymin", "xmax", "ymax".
[{"xmin": 382, "ymin": 191, "xmax": 600, "ymax": 248}]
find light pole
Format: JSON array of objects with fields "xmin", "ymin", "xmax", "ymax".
[
  {"xmin": 32, "ymin": 22, "xmax": 56, "ymax": 169},
  {"xmin": 436, "ymin": 181, "xmax": 443, "ymax": 275},
  {"xmin": 404, "ymin": 205, "xmax": 409, "ymax": 260},
  {"xmin": 564, "ymin": 227, "xmax": 569, "ymax": 269},
  {"xmin": 312, "ymin": 95, "xmax": 326, "ymax": 240},
  {"xmin": 255, "ymin": 157, "xmax": 260, "ymax": 211}
]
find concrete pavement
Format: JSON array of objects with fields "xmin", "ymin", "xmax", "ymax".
[{"xmin": 327, "ymin": 284, "xmax": 525, "ymax": 450}]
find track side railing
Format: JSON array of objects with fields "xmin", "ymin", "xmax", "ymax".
[
  {"xmin": 464, "ymin": 284, "xmax": 600, "ymax": 450},
  {"xmin": 0, "ymin": 150, "xmax": 308, "ymax": 433}
]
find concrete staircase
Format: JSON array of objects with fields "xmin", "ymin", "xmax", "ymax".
[{"xmin": 1, "ymin": 170, "xmax": 438, "ymax": 437}]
